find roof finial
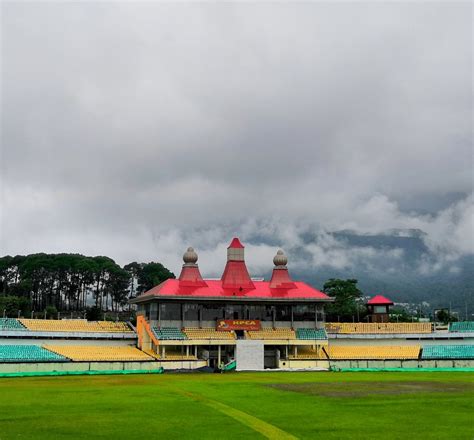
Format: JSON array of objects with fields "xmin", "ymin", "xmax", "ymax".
[
  {"xmin": 273, "ymin": 249, "xmax": 288, "ymax": 268},
  {"xmin": 183, "ymin": 247, "xmax": 198, "ymax": 265}
]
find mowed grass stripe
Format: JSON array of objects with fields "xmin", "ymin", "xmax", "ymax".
[{"xmin": 175, "ymin": 388, "xmax": 298, "ymax": 440}]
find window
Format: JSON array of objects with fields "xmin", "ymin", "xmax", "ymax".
[
  {"xmin": 275, "ymin": 305, "xmax": 291, "ymax": 321},
  {"xmin": 202, "ymin": 304, "xmax": 224, "ymax": 321},
  {"xmin": 293, "ymin": 304, "xmax": 315, "ymax": 321},
  {"xmin": 184, "ymin": 304, "xmax": 199, "ymax": 321},
  {"xmin": 161, "ymin": 303, "xmax": 181, "ymax": 320},
  {"xmin": 225, "ymin": 304, "xmax": 245, "ymax": 319},
  {"xmin": 150, "ymin": 303, "xmax": 158, "ymax": 321},
  {"xmin": 248, "ymin": 305, "xmax": 265, "ymax": 320}
]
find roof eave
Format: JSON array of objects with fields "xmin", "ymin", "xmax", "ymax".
[{"xmin": 130, "ymin": 295, "xmax": 334, "ymax": 304}]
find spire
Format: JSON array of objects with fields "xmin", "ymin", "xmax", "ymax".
[
  {"xmin": 221, "ymin": 238, "xmax": 255, "ymax": 290},
  {"xmin": 178, "ymin": 247, "xmax": 207, "ymax": 287},
  {"xmin": 269, "ymin": 249, "xmax": 296, "ymax": 289}
]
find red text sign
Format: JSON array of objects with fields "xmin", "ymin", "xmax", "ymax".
[{"xmin": 216, "ymin": 319, "xmax": 261, "ymax": 331}]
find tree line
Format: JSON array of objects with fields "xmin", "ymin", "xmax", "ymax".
[{"xmin": 0, "ymin": 253, "xmax": 175, "ymax": 317}]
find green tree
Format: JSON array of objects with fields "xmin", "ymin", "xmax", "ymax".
[
  {"xmin": 436, "ymin": 309, "xmax": 458, "ymax": 324},
  {"xmin": 323, "ymin": 278, "xmax": 363, "ymax": 322},
  {"xmin": 0, "ymin": 295, "xmax": 31, "ymax": 317},
  {"xmin": 136, "ymin": 262, "xmax": 175, "ymax": 294},
  {"xmin": 389, "ymin": 306, "xmax": 413, "ymax": 322}
]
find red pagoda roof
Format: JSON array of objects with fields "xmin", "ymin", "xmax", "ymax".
[
  {"xmin": 132, "ymin": 237, "xmax": 332, "ymax": 303},
  {"xmin": 137, "ymin": 278, "xmax": 331, "ymax": 301},
  {"xmin": 367, "ymin": 295, "xmax": 394, "ymax": 305}
]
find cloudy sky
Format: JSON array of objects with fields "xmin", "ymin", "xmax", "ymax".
[{"xmin": 1, "ymin": 2, "xmax": 472, "ymax": 278}]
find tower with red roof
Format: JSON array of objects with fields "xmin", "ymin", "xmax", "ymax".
[{"xmin": 366, "ymin": 295, "xmax": 394, "ymax": 323}]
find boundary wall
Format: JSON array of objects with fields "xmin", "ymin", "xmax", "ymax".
[{"xmin": 0, "ymin": 359, "xmax": 207, "ymax": 374}]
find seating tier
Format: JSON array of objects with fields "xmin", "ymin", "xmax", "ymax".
[
  {"xmin": 0, "ymin": 345, "xmax": 68, "ymax": 362},
  {"xmin": 246, "ymin": 328, "xmax": 296, "ymax": 340},
  {"xmin": 296, "ymin": 328, "xmax": 327, "ymax": 340},
  {"xmin": 421, "ymin": 345, "xmax": 474, "ymax": 359},
  {"xmin": 449, "ymin": 322, "xmax": 474, "ymax": 333},
  {"xmin": 326, "ymin": 345, "xmax": 421, "ymax": 359},
  {"xmin": 19, "ymin": 319, "xmax": 132, "ymax": 333},
  {"xmin": 325, "ymin": 322, "xmax": 432, "ymax": 334},
  {"xmin": 152, "ymin": 327, "xmax": 187, "ymax": 340},
  {"xmin": 184, "ymin": 328, "xmax": 235, "ymax": 340},
  {"xmin": 289, "ymin": 347, "xmax": 327, "ymax": 359},
  {"xmin": 44, "ymin": 345, "xmax": 153, "ymax": 361},
  {"xmin": 0, "ymin": 318, "xmax": 26, "ymax": 331}
]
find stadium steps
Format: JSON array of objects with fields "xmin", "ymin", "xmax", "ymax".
[
  {"xmin": 289, "ymin": 347, "xmax": 328, "ymax": 360},
  {"xmin": 43, "ymin": 345, "xmax": 154, "ymax": 361},
  {"xmin": 152, "ymin": 327, "xmax": 187, "ymax": 340},
  {"xmin": 326, "ymin": 345, "xmax": 421, "ymax": 360},
  {"xmin": 296, "ymin": 328, "xmax": 327, "ymax": 340},
  {"xmin": 0, "ymin": 318, "xmax": 27, "ymax": 331},
  {"xmin": 421, "ymin": 345, "xmax": 474, "ymax": 359},
  {"xmin": 0, "ymin": 345, "xmax": 69, "ymax": 362},
  {"xmin": 246, "ymin": 328, "xmax": 296, "ymax": 340},
  {"xmin": 325, "ymin": 322, "xmax": 432, "ymax": 334},
  {"xmin": 449, "ymin": 322, "xmax": 474, "ymax": 333},
  {"xmin": 19, "ymin": 319, "xmax": 133, "ymax": 333},
  {"xmin": 183, "ymin": 328, "xmax": 236, "ymax": 340}
]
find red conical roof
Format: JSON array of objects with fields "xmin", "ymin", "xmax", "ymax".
[
  {"xmin": 228, "ymin": 237, "xmax": 244, "ymax": 249},
  {"xmin": 269, "ymin": 267, "xmax": 296, "ymax": 289},
  {"xmin": 221, "ymin": 261, "xmax": 255, "ymax": 290},
  {"xmin": 367, "ymin": 295, "xmax": 393, "ymax": 305},
  {"xmin": 178, "ymin": 265, "xmax": 207, "ymax": 287}
]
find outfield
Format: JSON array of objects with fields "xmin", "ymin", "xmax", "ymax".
[{"xmin": 1, "ymin": 372, "xmax": 473, "ymax": 439}]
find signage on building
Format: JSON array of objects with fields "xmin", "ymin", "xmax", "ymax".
[{"xmin": 216, "ymin": 319, "xmax": 261, "ymax": 331}]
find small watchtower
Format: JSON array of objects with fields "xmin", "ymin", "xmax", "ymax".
[{"xmin": 366, "ymin": 295, "xmax": 394, "ymax": 323}]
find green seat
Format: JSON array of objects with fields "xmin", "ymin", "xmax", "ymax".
[
  {"xmin": 152, "ymin": 327, "xmax": 187, "ymax": 340},
  {"xmin": 449, "ymin": 322, "xmax": 474, "ymax": 333},
  {"xmin": 0, "ymin": 345, "xmax": 68, "ymax": 362},
  {"xmin": 421, "ymin": 345, "xmax": 474, "ymax": 359},
  {"xmin": 296, "ymin": 328, "xmax": 327, "ymax": 340},
  {"xmin": 0, "ymin": 318, "xmax": 27, "ymax": 331}
]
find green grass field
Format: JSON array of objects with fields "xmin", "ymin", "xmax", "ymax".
[{"xmin": 1, "ymin": 371, "xmax": 473, "ymax": 439}]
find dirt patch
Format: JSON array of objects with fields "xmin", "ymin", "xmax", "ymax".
[{"xmin": 267, "ymin": 381, "xmax": 474, "ymax": 398}]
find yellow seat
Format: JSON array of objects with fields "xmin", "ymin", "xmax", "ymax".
[
  {"xmin": 19, "ymin": 319, "xmax": 133, "ymax": 333},
  {"xmin": 246, "ymin": 328, "xmax": 296, "ymax": 340},
  {"xmin": 183, "ymin": 328, "xmax": 235, "ymax": 340},
  {"xmin": 43, "ymin": 345, "xmax": 153, "ymax": 361},
  {"xmin": 325, "ymin": 323, "xmax": 432, "ymax": 334},
  {"xmin": 288, "ymin": 346, "xmax": 327, "ymax": 359},
  {"xmin": 326, "ymin": 345, "xmax": 421, "ymax": 360}
]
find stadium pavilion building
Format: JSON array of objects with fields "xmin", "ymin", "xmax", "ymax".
[
  {"xmin": 131, "ymin": 238, "xmax": 333, "ymax": 370},
  {"xmin": 0, "ymin": 238, "xmax": 473, "ymax": 374}
]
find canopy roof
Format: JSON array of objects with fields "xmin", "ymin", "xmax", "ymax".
[
  {"xmin": 133, "ymin": 278, "xmax": 331, "ymax": 302},
  {"xmin": 367, "ymin": 295, "xmax": 394, "ymax": 305}
]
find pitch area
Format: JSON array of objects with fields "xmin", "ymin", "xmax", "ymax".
[{"xmin": 1, "ymin": 371, "xmax": 473, "ymax": 439}]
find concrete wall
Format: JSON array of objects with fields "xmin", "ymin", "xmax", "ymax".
[
  {"xmin": 236, "ymin": 340, "xmax": 264, "ymax": 371},
  {"xmin": 329, "ymin": 359, "xmax": 474, "ymax": 369},
  {"xmin": 278, "ymin": 359, "xmax": 330, "ymax": 370},
  {"xmin": 0, "ymin": 361, "xmax": 163, "ymax": 374},
  {"xmin": 0, "ymin": 359, "xmax": 208, "ymax": 373}
]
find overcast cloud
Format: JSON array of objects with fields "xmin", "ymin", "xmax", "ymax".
[{"xmin": 1, "ymin": 2, "xmax": 472, "ymax": 278}]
